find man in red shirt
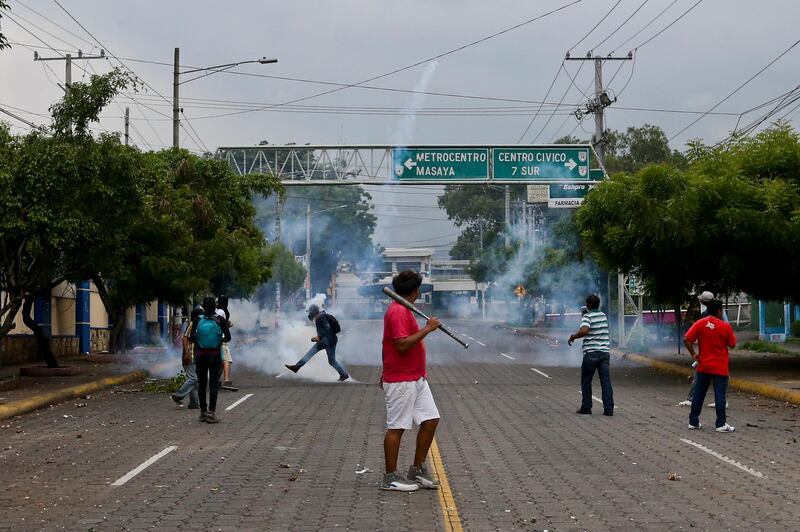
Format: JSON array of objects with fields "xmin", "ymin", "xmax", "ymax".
[
  {"xmin": 684, "ymin": 299, "xmax": 737, "ymax": 432},
  {"xmin": 381, "ymin": 270, "xmax": 442, "ymax": 492}
]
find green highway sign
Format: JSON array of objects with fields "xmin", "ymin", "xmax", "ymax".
[
  {"xmin": 493, "ymin": 147, "xmax": 591, "ymax": 181},
  {"xmin": 393, "ymin": 147, "xmax": 489, "ymax": 180},
  {"xmin": 548, "ymin": 183, "xmax": 596, "ymax": 208}
]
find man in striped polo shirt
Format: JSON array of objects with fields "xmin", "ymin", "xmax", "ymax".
[{"xmin": 568, "ymin": 294, "xmax": 614, "ymax": 416}]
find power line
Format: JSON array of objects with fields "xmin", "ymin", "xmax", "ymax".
[
  {"xmin": 610, "ymin": 0, "xmax": 679, "ymax": 54},
  {"xmin": 669, "ymin": 38, "xmax": 800, "ymax": 142},
  {"xmin": 532, "ymin": 61, "xmax": 586, "ymax": 143},
  {"xmin": 633, "ymin": 0, "xmax": 704, "ymax": 51},
  {"xmin": 181, "ymin": 0, "xmax": 585, "ymax": 120},
  {"xmin": 592, "ymin": 0, "xmax": 650, "ymax": 51},
  {"xmin": 569, "ymin": 0, "xmax": 622, "ymax": 52}
]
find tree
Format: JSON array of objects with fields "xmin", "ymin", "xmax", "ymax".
[
  {"xmin": 0, "ymin": 70, "xmax": 142, "ymax": 365},
  {"xmin": 603, "ymin": 124, "xmax": 687, "ymax": 174},
  {"xmin": 577, "ymin": 124, "xmax": 800, "ymax": 328},
  {"xmin": 252, "ymin": 243, "xmax": 307, "ymax": 309},
  {"xmin": 92, "ymin": 149, "xmax": 281, "ymax": 351},
  {"xmin": 0, "ymin": 1, "xmax": 9, "ymax": 51}
]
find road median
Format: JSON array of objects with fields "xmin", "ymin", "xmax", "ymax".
[{"xmin": 617, "ymin": 350, "xmax": 800, "ymax": 406}]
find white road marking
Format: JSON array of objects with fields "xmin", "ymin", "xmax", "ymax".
[
  {"xmin": 477, "ymin": 341, "xmax": 487, "ymax": 347},
  {"xmin": 225, "ymin": 393, "xmax": 254, "ymax": 411},
  {"xmin": 500, "ymin": 353, "xmax": 515, "ymax": 360},
  {"xmin": 465, "ymin": 335, "xmax": 475, "ymax": 341},
  {"xmin": 680, "ymin": 438, "xmax": 765, "ymax": 479},
  {"xmin": 530, "ymin": 368, "xmax": 551, "ymax": 379},
  {"xmin": 111, "ymin": 446, "xmax": 177, "ymax": 486}
]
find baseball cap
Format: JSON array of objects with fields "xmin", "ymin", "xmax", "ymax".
[
  {"xmin": 698, "ymin": 291, "xmax": 715, "ymax": 303},
  {"xmin": 215, "ymin": 308, "xmax": 226, "ymax": 318}
]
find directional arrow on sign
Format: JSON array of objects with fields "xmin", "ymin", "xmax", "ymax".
[
  {"xmin": 564, "ymin": 158, "xmax": 577, "ymax": 171},
  {"xmin": 404, "ymin": 158, "xmax": 417, "ymax": 170}
]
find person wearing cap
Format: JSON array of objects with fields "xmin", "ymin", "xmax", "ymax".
[
  {"xmin": 285, "ymin": 304, "xmax": 349, "ymax": 381},
  {"xmin": 678, "ymin": 291, "xmax": 730, "ymax": 407},
  {"xmin": 684, "ymin": 299, "xmax": 737, "ymax": 432},
  {"xmin": 215, "ymin": 303, "xmax": 238, "ymax": 392}
]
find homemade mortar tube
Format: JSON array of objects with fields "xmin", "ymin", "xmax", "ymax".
[{"xmin": 382, "ymin": 286, "xmax": 469, "ymax": 349}]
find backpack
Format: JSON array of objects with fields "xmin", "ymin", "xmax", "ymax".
[
  {"xmin": 195, "ymin": 315, "xmax": 223, "ymax": 349},
  {"xmin": 326, "ymin": 313, "xmax": 342, "ymax": 335}
]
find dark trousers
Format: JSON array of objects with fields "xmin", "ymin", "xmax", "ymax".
[
  {"xmin": 580, "ymin": 350, "xmax": 614, "ymax": 413},
  {"xmin": 195, "ymin": 354, "xmax": 222, "ymax": 413},
  {"xmin": 689, "ymin": 371, "xmax": 728, "ymax": 428}
]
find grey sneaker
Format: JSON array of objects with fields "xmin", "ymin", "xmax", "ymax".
[
  {"xmin": 205, "ymin": 412, "xmax": 220, "ymax": 424},
  {"xmin": 407, "ymin": 464, "xmax": 439, "ymax": 490},
  {"xmin": 381, "ymin": 472, "xmax": 419, "ymax": 492}
]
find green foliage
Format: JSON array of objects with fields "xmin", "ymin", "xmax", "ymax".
[
  {"xmin": 143, "ymin": 372, "xmax": 187, "ymax": 393},
  {"xmin": 253, "ymin": 243, "xmax": 308, "ymax": 307},
  {"xmin": 740, "ymin": 340, "xmax": 793, "ymax": 355},
  {"xmin": 578, "ymin": 123, "xmax": 800, "ymax": 307}
]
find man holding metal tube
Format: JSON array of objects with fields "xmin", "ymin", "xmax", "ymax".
[{"xmin": 380, "ymin": 270, "xmax": 442, "ymax": 492}]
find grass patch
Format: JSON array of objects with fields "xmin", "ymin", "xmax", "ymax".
[
  {"xmin": 740, "ymin": 339, "xmax": 794, "ymax": 355},
  {"xmin": 142, "ymin": 372, "xmax": 187, "ymax": 393}
]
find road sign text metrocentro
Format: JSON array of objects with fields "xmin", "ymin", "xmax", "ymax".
[{"xmin": 393, "ymin": 148, "xmax": 488, "ymax": 179}]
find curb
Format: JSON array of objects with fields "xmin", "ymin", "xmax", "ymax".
[
  {"xmin": 617, "ymin": 350, "xmax": 800, "ymax": 406},
  {"xmin": 0, "ymin": 369, "xmax": 148, "ymax": 421}
]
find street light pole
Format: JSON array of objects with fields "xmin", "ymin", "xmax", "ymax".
[
  {"xmin": 172, "ymin": 48, "xmax": 277, "ymax": 149},
  {"xmin": 306, "ymin": 204, "xmax": 312, "ymax": 301}
]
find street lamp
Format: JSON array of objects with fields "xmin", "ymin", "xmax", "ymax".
[
  {"xmin": 172, "ymin": 48, "xmax": 278, "ymax": 148},
  {"xmin": 306, "ymin": 204, "xmax": 350, "ymax": 301}
]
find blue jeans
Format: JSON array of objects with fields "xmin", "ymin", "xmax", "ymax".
[
  {"xmin": 296, "ymin": 341, "xmax": 348, "ymax": 378},
  {"xmin": 580, "ymin": 350, "xmax": 614, "ymax": 413},
  {"xmin": 174, "ymin": 363, "xmax": 199, "ymax": 407},
  {"xmin": 689, "ymin": 372, "xmax": 728, "ymax": 428}
]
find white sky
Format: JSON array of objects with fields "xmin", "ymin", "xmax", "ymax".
[{"xmin": 2, "ymin": 0, "xmax": 799, "ymax": 251}]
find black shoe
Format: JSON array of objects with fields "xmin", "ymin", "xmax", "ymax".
[
  {"xmin": 285, "ymin": 364, "xmax": 300, "ymax": 373},
  {"xmin": 171, "ymin": 394, "xmax": 183, "ymax": 407},
  {"xmin": 338, "ymin": 373, "xmax": 350, "ymax": 382},
  {"xmin": 187, "ymin": 403, "xmax": 200, "ymax": 410},
  {"xmin": 603, "ymin": 411, "xmax": 614, "ymax": 416},
  {"xmin": 199, "ymin": 411, "xmax": 208, "ymax": 422},
  {"xmin": 221, "ymin": 381, "xmax": 239, "ymax": 391},
  {"xmin": 576, "ymin": 408, "xmax": 592, "ymax": 415}
]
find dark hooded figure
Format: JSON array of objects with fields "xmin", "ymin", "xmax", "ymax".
[{"xmin": 285, "ymin": 304, "xmax": 349, "ymax": 381}]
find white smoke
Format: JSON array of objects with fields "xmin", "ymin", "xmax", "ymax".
[{"xmin": 392, "ymin": 60, "xmax": 438, "ymax": 147}]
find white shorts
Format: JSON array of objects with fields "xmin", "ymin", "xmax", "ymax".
[
  {"xmin": 384, "ymin": 377, "xmax": 440, "ymax": 430},
  {"xmin": 222, "ymin": 344, "xmax": 233, "ymax": 363}
]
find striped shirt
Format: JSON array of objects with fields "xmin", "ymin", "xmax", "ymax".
[{"xmin": 580, "ymin": 310, "xmax": 610, "ymax": 353}]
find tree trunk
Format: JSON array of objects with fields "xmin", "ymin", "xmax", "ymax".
[
  {"xmin": 21, "ymin": 296, "xmax": 60, "ymax": 368},
  {"xmin": 0, "ymin": 297, "xmax": 23, "ymax": 338},
  {"xmin": 109, "ymin": 310, "xmax": 127, "ymax": 354},
  {"xmin": 674, "ymin": 303, "xmax": 683, "ymax": 355}
]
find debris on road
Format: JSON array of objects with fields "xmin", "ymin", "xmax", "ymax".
[{"xmin": 667, "ymin": 472, "xmax": 682, "ymax": 481}]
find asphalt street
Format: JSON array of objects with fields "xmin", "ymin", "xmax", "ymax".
[{"xmin": 1, "ymin": 320, "xmax": 799, "ymax": 531}]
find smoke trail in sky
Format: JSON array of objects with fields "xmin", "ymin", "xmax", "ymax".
[{"xmin": 392, "ymin": 61, "xmax": 439, "ymax": 147}]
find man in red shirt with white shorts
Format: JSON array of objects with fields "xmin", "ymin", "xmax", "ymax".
[
  {"xmin": 381, "ymin": 270, "xmax": 441, "ymax": 492},
  {"xmin": 684, "ymin": 299, "xmax": 737, "ymax": 432}
]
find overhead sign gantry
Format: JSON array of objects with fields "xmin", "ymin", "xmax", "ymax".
[{"xmin": 216, "ymin": 144, "xmax": 607, "ymax": 185}]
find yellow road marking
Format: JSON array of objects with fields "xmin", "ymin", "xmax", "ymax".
[{"xmin": 429, "ymin": 438, "xmax": 464, "ymax": 532}]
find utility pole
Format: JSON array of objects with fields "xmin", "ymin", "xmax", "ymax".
[
  {"xmin": 275, "ymin": 199, "xmax": 283, "ymax": 326},
  {"xmin": 33, "ymin": 49, "xmax": 106, "ymax": 97},
  {"xmin": 173, "ymin": 47, "xmax": 180, "ymax": 148},
  {"xmin": 566, "ymin": 51, "xmax": 632, "ymax": 345},
  {"xmin": 124, "ymin": 107, "xmax": 130, "ymax": 146},
  {"xmin": 305, "ymin": 203, "xmax": 312, "ymax": 301},
  {"xmin": 520, "ymin": 200, "xmax": 527, "ymax": 254},
  {"xmin": 504, "ymin": 186, "xmax": 511, "ymax": 246}
]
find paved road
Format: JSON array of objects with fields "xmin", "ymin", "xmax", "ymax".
[{"xmin": 1, "ymin": 321, "xmax": 799, "ymax": 531}]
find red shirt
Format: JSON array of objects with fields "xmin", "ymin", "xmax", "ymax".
[
  {"xmin": 684, "ymin": 316, "xmax": 736, "ymax": 376},
  {"xmin": 382, "ymin": 301, "xmax": 427, "ymax": 383}
]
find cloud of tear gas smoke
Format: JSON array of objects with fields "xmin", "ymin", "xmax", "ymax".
[
  {"xmin": 228, "ymin": 298, "xmax": 383, "ymax": 382},
  {"xmin": 484, "ymin": 218, "xmax": 601, "ymax": 325}
]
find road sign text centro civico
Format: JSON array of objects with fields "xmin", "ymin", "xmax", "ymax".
[
  {"xmin": 493, "ymin": 147, "xmax": 590, "ymax": 180},
  {"xmin": 393, "ymin": 148, "xmax": 489, "ymax": 179}
]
